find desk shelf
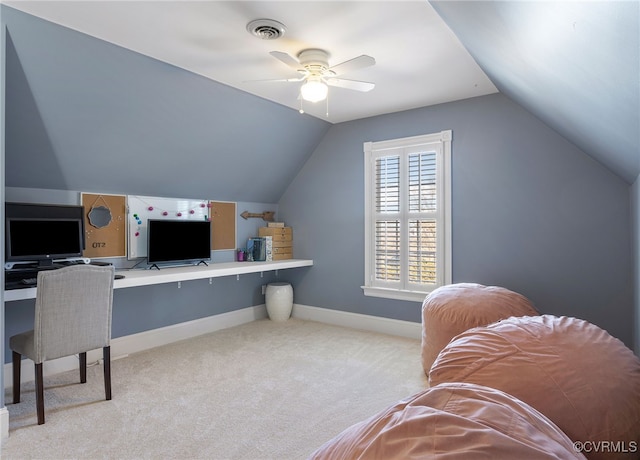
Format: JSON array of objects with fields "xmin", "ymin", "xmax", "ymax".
[{"xmin": 4, "ymin": 259, "xmax": 313, "ymax": 302}]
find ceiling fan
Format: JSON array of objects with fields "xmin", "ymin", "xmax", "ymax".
[{"xmin": 263, "ymin": 49, "xmax": 376, "ymax": 103}]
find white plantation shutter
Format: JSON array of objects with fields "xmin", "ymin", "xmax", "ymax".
[
  {"xmin": 375, "ymin": 220, "xmax": 400, "ymax": 281},
  {"xmin": 407, "ymin": 151, "xmax": 437, "ymax": 287},
  {"xmin": 363, "ymin": 131, "xmax": 451, "ymax": 301},
  {"xmin": 375, "ymin": 155, "xmax": 401, "ymax": 282},
  {"xmin": 408, "ymin": 219, "xmax": 436, "ymax": 285},
  {"xmin": 376, "ymin": 156, "xmax": 400, "ymax": 213}
]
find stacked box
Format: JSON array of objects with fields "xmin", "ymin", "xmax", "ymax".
[{"xmin": 258, "ymin": 226, "xmax": 293, "ymax": 260}]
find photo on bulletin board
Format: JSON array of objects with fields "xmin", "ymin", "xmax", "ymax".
[
  {"xmin": 81, "ymin": 193, "xmax": 127, "ymax": 258},
  {"xmin": 209, "ymin": 201, "xmax": 236, "ymax": 250},
  {"xmin": 127, "ymin": 195, "xmax": 210, "ymax": 260}
]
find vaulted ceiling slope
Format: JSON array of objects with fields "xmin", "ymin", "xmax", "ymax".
[
  {"xmin": 432, "ymin": 1, "xmax": 640, "ymax": 184},
  {"xmin": 2, "ymin": 6, "xmax": 330, "ymax": 203}
]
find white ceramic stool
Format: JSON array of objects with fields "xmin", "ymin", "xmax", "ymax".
[{"xmin": 265, "ymin": 282, "xmax": 293, "ymax": 322}]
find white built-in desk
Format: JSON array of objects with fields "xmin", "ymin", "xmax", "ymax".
[{"xmin": 4, "ymin": 259, "xmax": 314, "ymax": 302}]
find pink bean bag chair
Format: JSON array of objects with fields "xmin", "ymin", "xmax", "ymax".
[
  {"xmin": 421, "ymin": 283, "xmax": 538, "ymax": 374},
  {"xmin": 309, "ymin": 382, "xmax": 586, "ymax": 459},
  {"xmin": 429, "ymin": 315, "xmax": 640, "ymax": 460}
]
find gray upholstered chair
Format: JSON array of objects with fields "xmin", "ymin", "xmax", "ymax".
[{"xmin": 10, "ymin": 264, "xmax": 115, "ymax": 425}]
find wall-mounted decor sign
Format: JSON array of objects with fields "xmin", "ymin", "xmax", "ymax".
[{"xmin": 81, "ymin": 193, "xmax": 127, "ymax": 258}]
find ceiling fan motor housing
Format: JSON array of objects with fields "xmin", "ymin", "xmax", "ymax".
[{"xmin": 297, "ymin": 49, "xmax": 332, "ymax": 75}]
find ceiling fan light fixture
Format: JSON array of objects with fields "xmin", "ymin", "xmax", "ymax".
[{"xmin": 300, "ymin": 77, "xmax": 328, "ymax": 103}]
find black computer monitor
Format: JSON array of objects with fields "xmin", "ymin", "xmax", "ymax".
[
  {"xmin": 147, "ymin": 219, "xmax": 211, "ymax": 266},
  {"xmin": 6, "ymin": 217, "xmax": 84, "ymax": 267}
]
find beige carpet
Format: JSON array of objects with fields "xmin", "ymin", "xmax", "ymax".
[{"xmin": 2, "ymin": 318, "xmax": 428, "ymax": 459}]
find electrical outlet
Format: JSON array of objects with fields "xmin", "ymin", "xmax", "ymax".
[{"xmin": 262, "ymin": 284, "xmax": 266, "ymax": 295}]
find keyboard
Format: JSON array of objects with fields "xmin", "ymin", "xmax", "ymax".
[
  {"xmin": 5, "ymin": 268, "xmax": 39, "ymax": 290},
  {"xmin": 5, "ymin": 270, "xmax": 125, "ymax": 290}
]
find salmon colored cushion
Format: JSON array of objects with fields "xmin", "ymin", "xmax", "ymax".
[
  {"xmin": 429, "ymin": 315, "xmax": 640, "ymax": 460},
  {"xmin": 309, "ymin": 382, "xmax": 585, "ymax": 460},
  {"xmin": 421, "ymin": 283, "xmax": 538, "ymax": 374}
]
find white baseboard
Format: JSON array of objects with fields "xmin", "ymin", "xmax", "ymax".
[
  {"xmin": 292, "ymin": 303, "xmax": 422, "ymax": 340},
  {"xmin": 4, "ymin": 304, "xmax": 268, "ymax": 390},
  {"xmin": 4, "ymin": 303, "xmax": 420, "ymax": 390}
]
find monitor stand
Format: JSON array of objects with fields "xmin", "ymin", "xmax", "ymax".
[
  {"xmin": 149, "ymin": 260, "xmax": 209, "ymax": 270},
  {"xmin": 35, "ymin": 259, "xmax": 67, "ymax": 270}
]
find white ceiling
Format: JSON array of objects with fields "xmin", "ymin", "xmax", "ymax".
[{"xmin": 3, "ymin": 0, "xmax": 498, "ymax": 123}]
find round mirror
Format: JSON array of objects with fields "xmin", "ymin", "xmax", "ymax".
[{"xmin": 88, "ymin": 205, "xmax": 112, "ymax": 228}]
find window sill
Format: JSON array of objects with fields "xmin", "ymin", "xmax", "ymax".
[{"xmin": 361, "ymin": 286, "xmax": 430, "ymax": 302}]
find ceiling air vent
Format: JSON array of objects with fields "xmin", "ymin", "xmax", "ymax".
[{"xmin": 246, "ymin": 19, "xmax": 286, "ymax": 40}]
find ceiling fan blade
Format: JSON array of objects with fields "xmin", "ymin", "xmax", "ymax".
[
  {"xmin": 326, "ymin": 78, "xmax": 375, "ymax": 92},
  {"xmin": 269, "ymin": 51, "xmax": 303, "ymax": 72},
  {"xmin": 244, "ymin": 77, "xmax": 305, "ymax": 83},
  {"xmin": 328, "ymin": 55, "xmax": 375, "ymax": 75}
]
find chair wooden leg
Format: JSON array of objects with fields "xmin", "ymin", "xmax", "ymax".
[
  {"xmin": 79, "ymin": 352, "xmax": 87, "ymax": 384},
  {"xmin": 35, "ymin": 363, "xmax": 45, "ymax": 425},
  {"xmin": 12, "ymin": 351, "xmax": 21, "ymax": 404},
  {"xmin": 103, "ymin": 346, "xmax": 112, "ymax": 401}
]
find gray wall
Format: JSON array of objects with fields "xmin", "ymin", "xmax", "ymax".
[
  {"xmin": 279, "ymin": 93, "xmax": 634, "ymax": 348},
  {"xmin": 633, "ymin": 176, "xmax": 640, "ymax": 355},
  {"xmin": 1, "ymin": 13, "xmax": 6, "ymax": 410}
]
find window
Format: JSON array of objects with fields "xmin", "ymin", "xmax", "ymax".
[{"xmin": 363, "ymin": 130, "xmax": 451, "ymax": 302}]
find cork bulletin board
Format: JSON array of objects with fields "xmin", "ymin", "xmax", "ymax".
[
  {"xmin": 81, "ymin": 193, "xmax": 127, "ymax": 258},
  {"xmin": 209, "ymin": 201, "xmax": 236, "ymax": 250}
]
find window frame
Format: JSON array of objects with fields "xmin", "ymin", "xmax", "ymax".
[{"xmin": 362, "ymin": 130, "xmax": 452, "ymax": 302}]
